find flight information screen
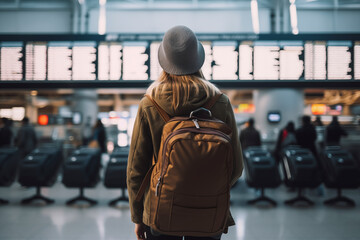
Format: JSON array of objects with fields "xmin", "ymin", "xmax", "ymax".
[
  {"xmin": 0, "ymin": 42, "xmax": 23, "ymax": 81},
  {"xmin": 47, "ymin": 41, "xmax": 72, "ymax": 81},
  {"xmin": 0, "ymin": 34, "xmax": 359, "ymax": 86},
  {"xmin": 355, "ymin": 41, "xmax": 360, "ymax": 80}
]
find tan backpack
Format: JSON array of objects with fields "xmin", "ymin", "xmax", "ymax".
[{"xmin": 136, "ymin": 94, "xmax": 233, "ymax": 237}]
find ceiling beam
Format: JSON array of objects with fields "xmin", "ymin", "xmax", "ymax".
[{"xmin": 0, "ymin": 0, "xmax": 71, "ymax": 10}]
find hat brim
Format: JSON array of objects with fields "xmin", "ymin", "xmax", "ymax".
[{"xmin": 158, "ymin": 41, "xmax": 205, "ymax": 76}]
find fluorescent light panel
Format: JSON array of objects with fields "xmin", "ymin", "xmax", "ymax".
[
  {"xmin": 251, "ymin": 0, "xmax": 260, "ymax": 34},
  {"xmin": 289, "ymin": 0, "xmax": 299, "ymax": 35},
  {"xmin": 98, "ymin": 0, "xmax": 106, "ymax": 35}
]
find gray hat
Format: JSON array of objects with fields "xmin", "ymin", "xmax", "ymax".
[{"xmin": 158, "ymin": 25, "xmax": 205, "ymax": 75}]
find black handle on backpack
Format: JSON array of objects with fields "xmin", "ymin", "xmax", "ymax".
[{"xmin": 189, "ymin": 107, "xmax": 212, "ymax": 118}]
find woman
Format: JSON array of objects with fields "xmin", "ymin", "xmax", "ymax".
[
  {"xmin": 127, "ymin": 25, "xmax": 243, "ymax": 240},
  {"xmin": 274, "ymin": 121, "xmax": 297, "ymax": 161},
  {"xmin": 92, "ymin": 119, "xmax": 107, "ymax": 154}
]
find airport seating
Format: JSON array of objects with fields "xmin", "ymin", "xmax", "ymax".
[
  {"xmin": 104, "ymin": 147, "xmax": 129, "ymax": 206},
  {"xmin": 319, "ymin": 146, "xmax": 360, "ymax": 207},
  {"xmin": 0, "ymin": 147, "xmax": 21, "ymax": 204},
  {"xmin": 18, "ymin": 146, "xmax": 63, "ymax": 204},
  {"xmin": 243, "ymin": 146, "xmax": 281, "ymax": 206},
  {"xmin": 281, "ymin": 146, "xmax": 322, "ymax": 206},
  {"xmin": 62, "ymin": 147, "xmax": 101, "ymax": 206}
]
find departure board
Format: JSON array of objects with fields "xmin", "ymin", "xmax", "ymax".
[
  {"xmin": 212, "ymin": 42, "xmax": 238, "ymax": 80},
  {"xmin": 239, "ymin": 42, "xmax": 253, "ymax": 80},
  {"xmin": 150, "ymin": 42, "xmax": 161, "ymax": 81},
  {"xmin": 47, "ymin": 42, "xmax": 72, "ymax": 81},
  {"xmin": 327, "ymin": 41, "xmax": 352, "ymax": 80},
  {"xmin": 0, "ymin": 34, "xmax": 360, "ymax": 88},
  {"xmin": 279, "ymin": 41, "xmax": 304, "ymax": 80},
  {"xmin": 202, "ymin": 42, "xmax": 212, "ymax": 80},
  {"xmin": 122, "ymin": 42, "xmax": 148, "ymax": 80},
  {"xmin": 26, "ymin": 42, "xmax": 46, "ymax": 80},
  {"xmin": 0, "ymin": 42, "xmax": 23, "ymax": 81},
  {"xmin": 72, "ymin": 41, "xmax": 96, "ymax": 80},
  {"xmin": 305, "ymin": 41, "xmax": 327, "ymax": 80},
  {"xmin": 354, "ymin": 42, "xmax": 360, "ymax": 80},
  {"xmin": 254, "ymin": 41, "xmax": 280, "ymax": 80}
]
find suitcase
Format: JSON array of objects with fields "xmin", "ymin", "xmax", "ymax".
[
  {"xmin": 18, "ymin": 147, "xmax": 63, "ymax": 204},
  {"xmin": 243, "ymin": 147, "xmax": 281, "ymax": 206},
  {"xmin": 104, "ymin": 149, "xmax": 128, "ymax": 205},
  {"xmin": 319, "ymin": 146, "xmax": 360, "ymax": 206},
  {"xmin": 281, "ymin": 146, "xmax": 322, "ymax": 205},
  {"xmin": 62, "ymin": 148, "xmax": 101, "ymax": 205},
  {"xmin": 0, "ymin": 147, "xmax": 21, "ymax": 204}
]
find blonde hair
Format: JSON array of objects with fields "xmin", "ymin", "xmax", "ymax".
[{"xmin": 147, "ymin": 70, "xmax": 220, "ymax": 109}]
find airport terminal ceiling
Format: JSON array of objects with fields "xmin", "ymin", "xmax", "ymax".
[{"xmin": 2, "ymin": 0, "xmax": 360, "ymax": 9}]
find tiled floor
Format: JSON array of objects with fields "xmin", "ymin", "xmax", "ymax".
[{"xmin": 1, "ymin": 179, "xmax": 360, "ymax": 240}]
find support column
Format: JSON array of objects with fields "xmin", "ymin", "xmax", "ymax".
[
  {"xmin": 114, "ymin": 94, "xmax": 123, "ymax": 112},
  {"xmin": 25, "ymin": 95, "xmax": 38, "ymax": 124},
  {"xmin": 253, "ymin": 89, "xmax": 304, "ymax": 141},
  {"xmin": 72, "ymin": 90, "xmax": 98, "ymax": 143}
]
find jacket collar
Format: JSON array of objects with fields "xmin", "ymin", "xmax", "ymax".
[{"xmin": 152, "ymin": 83, "xmax": 210, "ymax": 117}]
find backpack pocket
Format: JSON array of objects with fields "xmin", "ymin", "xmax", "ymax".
[
  {"xmin": 170, "ymin": 205, "xmax": 216, "ymax": 233},
  {"xmin": 155, "ymin": 191, "xmax": 228, "ymax": 234}
]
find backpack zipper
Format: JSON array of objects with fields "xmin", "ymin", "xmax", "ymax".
[
  {"xmin": 192, "ymin": 119, "xmax": 200, "ymax": 129},
  {"xmin": 155, "ymin": 176, "xmax": 161, "ymax": 196},
  {"xmin": 155, "ymin": 126, "xmax": 231, "ymax": 197}
]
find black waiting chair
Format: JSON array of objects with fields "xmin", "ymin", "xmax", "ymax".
[
  {"xmin": 243, "ymin": 147, "xmax": 281, "ymax": 206},
  {"xmin": 281, "ymin": 146, "xmax": 322, "ymax": 206},
  {"xmin": 104, "ymin": 147, "xmax": 129, "ymax": 206},
  {"xmin": 319, "ymin": 146, "xmax": 360, "ymax": 207},
  {"xmin": 0, "ymin": 147, "xmax": 21, "ymax": 204},
  {"xmin": 62, "ymin": 148, "xmax": 101, "ymax": 206},
  {"xmin": 18, "ymin": 146, "xmax": 63, "ymax": 204}
]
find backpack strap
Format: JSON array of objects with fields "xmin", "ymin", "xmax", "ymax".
[
  {"xmin": 145, "ymin": 94, "xmax": 171, "ymax": 123},
  {"xmin": 203, "ymin": 93, "xmax": 223, "ymax": 110},
  {"xmin": 135, "ymin": 164, "xmax": 155, "ymax": 202}
]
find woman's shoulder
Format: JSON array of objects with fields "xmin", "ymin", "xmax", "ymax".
[
  {"xmin": 217, "ymin": 93, "xmax": 230, "ymax": 103},
  {"xmin": 139, "ymin": 95, "xmax": 155, "ymax": 109}
]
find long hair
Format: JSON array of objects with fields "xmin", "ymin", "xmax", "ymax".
[{"xmin": 146, "ymin": 70, "xmax": 220, "ymax": 109}]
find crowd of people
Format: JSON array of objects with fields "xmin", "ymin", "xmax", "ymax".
[
  {"xmin": 0, "ymin": 116, "xmax": 107, "ymax": 156},
  {"xmin": 239, "ymin": 115, "xmax": 349, "ymax": 160},
  {"xmin": 1, "ymin": 113, "xmax": 349, "ymax": 160}
]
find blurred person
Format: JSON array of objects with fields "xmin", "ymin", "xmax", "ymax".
[
  {"xmin": 91, "ymin": 119, "xmax": 107, "ymax": 154},
  {"xmin": 313, "ymin": 116, "xmax": 323, "ymax": 126},
  {"xmin": 15, "ymin": 117, "xmax": 37, "ymax": 157},
  {"xmin": 0, "ymin": 118, "xmax": 13, "ymax": 147},
  {"xmin": 239, "ymin": 118, "xmax": 261, "ymax": 150},
  {"xmin": 325, "ymin": 116, "xmax": 348, "ymax": 146},
  {"xmin": 275, "ymin": 121, "xmax": 297, "ymax": 160},
  {"xmin": 127, "ymin": 26, "xmax": 243, "ymax": 240},
  {"xmin": 296, "ymin": 115, "xmax": 318, "ymax": 158}
]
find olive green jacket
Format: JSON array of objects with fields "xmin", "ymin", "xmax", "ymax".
[{"xmin": 127, "ymin": 83, "xmax": 243, "ymax": 229}]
